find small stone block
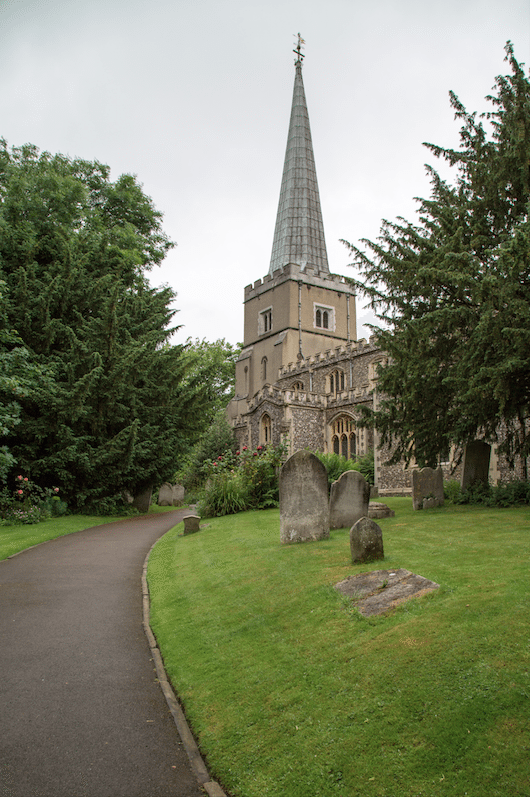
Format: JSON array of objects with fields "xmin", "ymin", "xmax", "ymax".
[
  {"xmin": 368, "ymin": 502, "xmax": 395, "ymax": 519},
  {"xmin": 183, "ymin": 514, "xmax": 201, "ymax": 534}
]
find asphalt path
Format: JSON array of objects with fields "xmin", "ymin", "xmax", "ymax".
[{"xmin": 0, "ymin": 510, "xmax": 207, "ymax": 797}]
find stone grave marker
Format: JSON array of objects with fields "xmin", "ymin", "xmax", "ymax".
[
  {"xmin": 183, "ymin": 514, "xmax": 201, "ymax": 534},
  {"xmin": 132, "ymin": 486, "xmax": 152, "ymax": 513},
  {"xmin": 172, "ymin": 484, "xmax": 185, "ymax": 506},
  {"xmin": 335, "ymin": 568, "xmax": 439, "ymax": 617},
  {"xmin": 350, "ymin": 517, "xmax": 384, "ymax": 563},
  {"xmin": 329, "ymin": 470, "xmax": 371, "ymax": 529},
  {"xmin": 157, "ymin": 482, "xmax": 173, "ymax": 506},
  {"xmin": 411, "ymin": 466, "xmax": 444, "ymax": 510},
  {"xmin": 368, "ymin": 502, "xmax": 395, "ymax": 519},
  {"xmin": 279, "ymin": 451, "xmax": 329, "ymax": 544},
  {"xmin": 461, "ymin": 440, "xmax": 491, "ymax": 490}
]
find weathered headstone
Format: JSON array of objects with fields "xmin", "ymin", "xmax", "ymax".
[
  {"xmin": 183, "ymin": 514, "xmax": 201, "ymax": 534},
  {"xmin": 280, "ymin": 451, "xmax": 329, "ymax": 543},
  {"xmin": 461, "ymin": 440, "xmax": 491, "ymax": 491},
  {"xmin": 172, "ymin": 484, "xmax": 185, "ymax": 506},
  {"xmin": 370, "ymin": 485, "xmax": 379, "ymax": 499},
  {"xmin": 368, "ymin": 502, "xmax": 395, "ymax": 519},
  {"xmin": 411, "ymin": 466, "xmax": 444, "ymax": 510},
  {"xmin": 157, "ymin": 482, "xmax": 173, "ymax": 506},
  {"xmin": 350, "ymin": 517, "xmax": 384, "ymax": 563},
  {"xmin": 329, "ymin": 470, "xmax": 370, "ymax": 529},
  {"xmin": 335, "ymin": 568, "xmax": 439, "ymax": 617},
  {"xmin": 132, "ymin": 486, "xmax": 153, "ymax": 513}
]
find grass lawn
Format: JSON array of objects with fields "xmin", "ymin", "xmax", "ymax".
[
  {"xmin": 0, "ymin": 503, "xmax": 178, "ymax": 561},
  {"xmin": 148, "ymin": 498, "xmax": 530, "ymax": 797}
]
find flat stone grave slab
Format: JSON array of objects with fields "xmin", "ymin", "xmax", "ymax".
[
  {"xmin": 368, "ymin": 502, "xmax": 395, "ymax": 519},
  {"xmin": 335, "ymin": 568, "xmax": 439, "ymax": 617}
]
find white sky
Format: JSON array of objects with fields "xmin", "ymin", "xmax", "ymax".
[{"xmin": 1, "ymin": 0, "xmax": 529, "ymax": 345}]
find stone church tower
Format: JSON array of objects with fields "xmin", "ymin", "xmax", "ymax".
[{"xmin": 227, "ymin": 43, "xmax": 383, "ymax": 479}]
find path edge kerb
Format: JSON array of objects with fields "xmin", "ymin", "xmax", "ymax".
[{"xmin": 142, "ymin": 540, "xmax": 228, "ymax": 797}]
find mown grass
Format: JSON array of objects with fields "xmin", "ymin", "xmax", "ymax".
[
  {"xmin": 148, "ymin": 498, "xmax": 530, "ymax": 797},
  {"xmin": 0, "ymin": 503, "xmax": 178, "ymax": 560}
]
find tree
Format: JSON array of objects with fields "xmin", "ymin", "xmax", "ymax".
[
  {"xmin": 0, "ymin": 141, "xmax": 206, "ymax": 510},
  {"xmin": 343, "ymin": 44, "xmax": 530, "ymax": 474},
  {"xmin": 180, "ymin": 338, "xmax": 241, "ymax": 421}
]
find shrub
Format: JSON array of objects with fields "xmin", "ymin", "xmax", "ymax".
[
  {"xmin": 314, "ymin": 449, "xmax": 375, "ymax": 490},
  {"xmin": 444, "ymin": 479, "xmax": 530, "ymax": 507}
]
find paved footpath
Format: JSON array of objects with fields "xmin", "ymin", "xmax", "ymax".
[{"xmin": 0, "ymin": 511, "xmax": 209, "ymax": 797}]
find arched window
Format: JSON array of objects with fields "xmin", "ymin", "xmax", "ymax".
[
  {"xmin": 330, "ymin": 415, "xmax": 357, "ymax": 460},
  {"xmin": 322, "ymin": 311, "xmax": 329, "ymax": 329},
  {"xmin": 316, "ymin": 309, "xmax": 322, "ymax": 327},
  {"xmin": 261, "ymin": 356, "xmax": 267, "ymax": 381},
  {"xmin": 329, "ymin": 373, "xmax": 334, "ymax": 393},
  {"xmin": 293, "ymin": 381, "xmax": 304, "ymax": 391},
  {"xmin": 261, "ymin": 413, "xmax": 272, "ymax": 445},
  {"xmin": 329, "ymin": 370, "xmax": 345, "ymax": 395}
]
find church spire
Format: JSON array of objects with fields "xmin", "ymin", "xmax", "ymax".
[{"xmin": 268, "ymin": 36, "xmax": 330, "ymax": 276}]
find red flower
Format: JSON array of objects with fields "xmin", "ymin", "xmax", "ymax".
[
  {"xmin": 257, "ymin": 446, "xmax": 263, "ymax": 451},
  {"xmin": 242, "ymin": 446, "xmax": 248, "ymax": 451},
  {"xmin": 24, "ymin": 477, "xmax": 28, "ymax": 482},
  {"xmin": 213, "ymin": 462, "xmax": 218, "ymax": 467},
  {"xmin": 236, "ymin": 451, "xmax": 240, "ymax": 455},
  {"xmin": 253, "ymin": 452, "xmax": 258, "ymax": 457},
  {"xmin": 218, "ymin": 455, "xmax": 223, "ymax": 460}
]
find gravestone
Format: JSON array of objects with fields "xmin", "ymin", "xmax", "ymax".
[
  {"xmin": 411, "ymin": 466, "xmax": 444, "ymax": 510},
  {"xmin": 172, "ymin": 484, "xmax": 185, "ymax": 506},
  {"xmin": 368, "ymin": 502, "xmax": 395, "ymax": 519},
  {"xmin": 157, "ymin": 482, "xmax": 173, "ymax": 506},
  {"xmin": 461, "ymin": 440, "xmax": 491, "ymax": 490},
  {"xmin": 350, "ymin": 517, "xmax": 384, "ymax": 563},
  {"xmin": 132, "ymin": 486, "xmax": 152, "ymax": 513},
  {"xmin": 183, "ymin": 514, "xmax": 200, "ymax": 534},
  {"xmin": 280, "ymin": 451, "xmax": 329, "ymax": 543},
  {"xmin": 335, "ymin": 568, "xmax": 439, "ymax": 617},
  {"xmin": 329, "ymin": 470, "xmax": 370, "ymax": 529}
]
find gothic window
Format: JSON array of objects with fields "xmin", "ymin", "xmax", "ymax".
[
  {"xmin": 331, "ymin": 415, "xmax": 356, "ymax": 460},
  {"xmin": 328, "ymin": 369, "xmax": 345, "ymax": 394},
  {"xmin": 261, "ymin": 356, "xmax": 268, "ymax": 381},
  {"xmin": 293, "ymin": 381, "xmax": 304, "ymax": 391},
  {"xmin": 259, "ymin": 307, "xmax": 273, "ymax": 335},
  {"xmin": 314, "ymin": 303, "xmax": 335, "ymax": 331},
  {"xmin": 260, "ymin": 413, "xmax": 272, "ymax": 445}
]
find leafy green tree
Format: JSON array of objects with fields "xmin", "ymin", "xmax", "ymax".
[
  {"xmin": 181, "ymin": 338, "xmax": 241, "ymax": 419},
  {"xmin": 343, "ymin": 44, "xmax": 530, "ymax": 474},
  {"xmin": 0, "ymin": 141, "xmax": 205, "ymax": 510}
]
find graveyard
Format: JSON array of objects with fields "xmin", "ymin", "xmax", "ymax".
[{"xmin": 147, "ymin": 497, "xmax": 530, "ymax": 797}]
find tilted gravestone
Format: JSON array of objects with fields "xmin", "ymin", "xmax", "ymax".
[
  {"xmin": 158, "ymin": 483, "xmax": 174, "ymax": 506},
  {"xmin": 350, "ymin": 517, "xmax": 384, "ymax": 563},
  {"xmin": 411, "ymin": 466, "xmax": 444, "ymax": 510},
  {"xmin": 280, "ymin": 451, "xmax": 329, "ymax": 544},
  {"xmin": 329, "ymin": 470, "xmax": 371, "ymax": 530},
  {"xmin": 132, "ymin": 486, "xmax": 153, "ymax": 514},
  {"xmin": 461, "ymin": 440, "xmax": 491, "ymax": 490}
]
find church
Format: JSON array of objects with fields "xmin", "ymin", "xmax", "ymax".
[{"xmin": 226, "ymin": 44, "xmax": 514, "ymax": 494}]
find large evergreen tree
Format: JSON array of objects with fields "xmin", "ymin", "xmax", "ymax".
[
  {"xmin": 0, "ymin": 141, "xmax": 206, "ymax": 510},
  {"xmin": 344, "ymin": 44, "xmax": 530, "ymax": 474}
]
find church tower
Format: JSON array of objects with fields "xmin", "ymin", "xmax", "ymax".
[{"xmin": 230, "ymin": 39, "xmax": 357, "ymax": 419}]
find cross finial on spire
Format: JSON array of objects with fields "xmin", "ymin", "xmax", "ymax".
[{"xmin": 293, "ymin": 32, "xmax": 305, "ymax": 63}]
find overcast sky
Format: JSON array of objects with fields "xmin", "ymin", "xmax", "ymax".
[{"xmin": 1, "ymin": 0, "xmax": 529, "ymax": 345}]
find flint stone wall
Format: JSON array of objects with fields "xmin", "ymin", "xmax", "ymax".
[
  {"xmin": 280, "ymin": 450, "xmax": 329, "ymax": 544},
  {"xmin": 329, "ymin": 470, "xmax": 370, "ymax": 530},
  {"xmin": 411, "ymin": 467, "xmax": 444, "ymax": 510}
]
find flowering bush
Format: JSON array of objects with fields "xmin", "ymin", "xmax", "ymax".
[
  {"xmin": 0, "ymin": 476, "xmax": 67, "ymax": 525},
  {"xmin": 198, "ymin": 441, "xmax": 288, "ymax": 517}
]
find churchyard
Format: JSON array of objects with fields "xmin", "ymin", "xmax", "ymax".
[{"xmin": 148, "ymin": 497, "xmax": 530, "ymax": 797}]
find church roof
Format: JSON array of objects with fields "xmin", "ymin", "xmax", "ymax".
[{"xmin": 268, "ymin": 51, "xmax": 330, "ymax": 276}]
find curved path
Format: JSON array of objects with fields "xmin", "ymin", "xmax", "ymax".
[{"xmin": 0, "ymin": 510, "xmax": 213, "ymax": 797}]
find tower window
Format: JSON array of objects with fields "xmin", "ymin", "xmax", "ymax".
[
  {"xmin": 261, "ymin": 413, "xmax": 272, "ymax": 445},
  {"xmin": 314, "ymin": 303, "xmax": 335, "ymax": 331},
  {"xmin": 259, "ymin": 307, "xmax": 273, "ymax": 334},
  {"xmin": 261, "ymin": 356, "xmax": 268, "ymax": 381}
]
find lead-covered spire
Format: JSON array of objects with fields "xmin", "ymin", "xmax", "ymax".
[{"xmin": 268, "ymin": 39, "xmax": 329, "ymax": 276}]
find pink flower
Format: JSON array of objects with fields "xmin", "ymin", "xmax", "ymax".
[
  {"xmin": 24, "ymin": 477, "xmax": 28, "ymax": 482},
  {"xmin": 17, "ymin": 489, "xmax": 23, "ymax": 495},
  {"xmin": 54, "ymin": 487, "xmax": 59, "ymax": 493},
  {"xmin": 213, "ymin": 462, "xmax": 218, "ymax": 467},
  {"xmin": 242, "ymin": 446, "xmax": 248, "ymax": 451},
  {"xmin": 17, "ymin": 475, "xmax": 23, "ymax": 481},
  {"xmin": 257, "ymin": 446, "xmax": 263, "ymax": 451},
  {"xmin": 218, "ymin": 456, "xmax": 223, "ymax": 460}
]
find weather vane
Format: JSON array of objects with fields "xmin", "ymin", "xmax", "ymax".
[{"xmin": 293, "ymin": 32, "xmax": 305, "ymax": 62}]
